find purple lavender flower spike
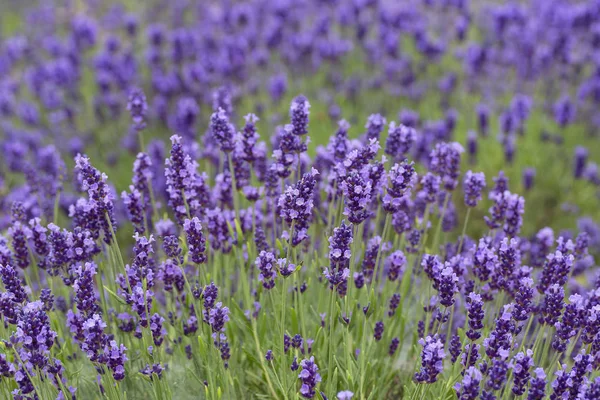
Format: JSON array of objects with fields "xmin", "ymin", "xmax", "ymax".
[
  {"xmin": 240, "ymin": 114, "xmax": 260, "ymax": 163},
  {"xmin": 75, "ymin": 154, "xmax": 117, "ymax": 243},
  {"xmin": 552, "ymin": 293, "xmax": 584, "ymax": 352},
  {"xmin": 429, "ymin": 142, "xmax": 464, "ymax": 191},
  {"xmin": 184, "ymin": 217, "xmax": 206, "ymax": 264},
  {"xmin": 510, "ymin": 349, "xmax": 533, "ymax": 396},
  {"xmin": 539, "ymin": 284, "xmax": 564, "ymax": 326},
  {"xmin": 298, "ymin": 356, "xmax": 321, "ymax": 399},
  {"xmin": 8, "ymin": 221, "xmax": 31, "ymax": 269},
  {"xmin": 437, "ymin": 266, "xmax": 459, "ymax": 307},
  {"xmin": 486, "ymin": 356, "xmax": 509, "ymax": 393},
  {"xmin": 503, "ymin": 192, "xmax": 525, "ymax": 237},
  {"xmin": 466, "ymin": 292, "xmax": 484, "ymax": 340},
  {"xmin": 385, "ymin": 122, "xmax": 415, "ymax": 161},
  {"xmin": 389, "ymin": 338, "xmax": 400, "ymax": 356},
  {"xmin": 290, "ymin": 95, "xmax": 310, "ymax": 137},
  {"xmin": 463, "ymin": 171, "xmax": 486, "ymax": 207},
  {"xmin": 527, "ymin": 368, "xmax": 546, "ymax": 400},
  {"xmin": 210, "ymin": 108, "xmax": 235, "ymax": 153},
  {"xmin": 340, "ymin": 170, "xmax": 372, "ymax": 224},
  {"xmin": 324, "ymin": 221, "xmax": 353, "ymax": 296},
  {"xmin": 449, "ymin": 335, "xmax": 461, "ymax": 363},
  {"xmin": 256, "ymin": 250, "xmax": 277, "ymax": 290},
  {"xmin": 454, "ymin": 366, "xmax": 482, "ymax": 400},
  {"xmin": 374, "ymin": 321, "xmax": 384, "ymax": 341},
  {"xmin": 574, "ymin": 146, "xmax": 588, "ymax": 179},
  {"xmin": 414, "ymin": 335, "xmax": 445, "ymax": 383},
  {"xmin": 522, "ymin": 168, "xmax": 535, "ymax": 191},
  {"xmin": 122, "ymin": 186, "xmax": 145, "ymax": 233},
  {"xmin": 278, "ymin": 168, "xmax": 318, "ymax": 245},
  {"xmin": 386, "ymin": 251, "xmax": 406, "ymax": 282},
  {"xmin": 365, "ymin": 114, "xmax": 386, "ymax": 142},
  {"xmin": 0, "ymin": 263, "xmax": 27, "ymax": 303},
  {"xmin": 420, "ymin": 173, "xmax": 441, "ymax": 204},
  {"xmin": 127, "ymin": 87, "xmax": 148, "ymax": 130}
]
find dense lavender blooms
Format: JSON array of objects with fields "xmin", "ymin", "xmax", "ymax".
[
  {"xmin": 430, "ymin": 142, "xmax": 464, "ymax": 191},
  {"xmin": 486, "ymin": 357, "xmax": 509, "ymax": 392},
  {"xmin": 290, "ymin": 95, "xmax": 310, "ymax": 137},
  {"xmin": 127, "ymin": 87, "xmax": 147, "ymax": 130},
  {"xmin": 437, "ymin": 267, "xmax": 459, "ymax": 307},
  {"xmin": 527, "ymin": 368, "xmax": 546, "ymax": 400},
  {"xmin": 374, "ymin": 321, "xmax": 384, "ymax": 341},
  {"xmin": 463, "ymin": 171, "xmax": 486, "ymax": 207},
  {"xmin": 511, "ymin": 350, "xmax": 534, "ymax": 396},
  {"xmin": 0, "ymin": 5, "xmax": 599, "ymax": 398},
  {"xmin": 75, "ymin": 154, "xmax": 116, "ymax": 243},
  {"xmin": 538, "ymin": 250, "xmax": 575, "ymax": 293},
  {"xmin": 325, "ymin": 222, "xmax": 353, "ymax": 296},
  {"xmin": 298, "ymin": 357, "xmax": 321, "ymax": 399},
  {"xmin": 383, "ymin": 161, "xmax": 417, "ymax": 212},
  {"xmin": 449, "ymin": 335, "xmax": 461, "ymax": 363},
  {"xmin": 553, "ymin": 293, "xmax": 584, "ymax": 352},
  {"xmin": 386, "ymin": 251, "xmax": 406, "ymax": 282},
  {"xmin": 385, "ymin": 123, "xmax": 415, "ymax": 160},
  {"xmin": 210, "ymin": 108, "xmax": 235, "ymax": 153},
  {"xmin": 278, "ymin": 168, "xmax": 318, "ymax": 236},
  {"xmin": 0, "ymin": 263, "xmax": 27, "ymax": 303},
  {"xmin": 73, "ymin": 262, "xmax": 99, "ymax": 315},
  {"xmin": 365, "ymin": 114, "xmax": 386, "ymax": 141},
  {"xmin": 414, "ymin": 335, "xmax": 445, "ymax": 383},
  {"xmin": 256, "ymin": 250, "xmax": 277, "ymax": 289},
  {"xmin": 340, "ymin": 171, "xmax": 372, "ymax": 224},
  {"xmin": 183, "ymin": 217, "xmax": 206, "ymax": 264},
  {"xmin": 240, "ymin": 114, "xmax": 260, "ymax": 163},
  {"xmin": 362, "ymin": 236, "xmax": 382, "ymax": 281},
  {"xmin": 420, "ymin": 173, "xmax": 441, "ymax": 203},
  {"xmin": 455, "ymin": 366, "xmax": 482, "ymax": 400},
  {"xmin": 539, "ymin": 284, "xmax": 564, "ymax": 326},
  {"xmin": 503, "ymin": 192, "xmax": 525, "ymax": 237},
  {"xmin": 165, "ymin": 135, "xmax": 210, "ymax": 223},
  {"xmin": 466, "ymin": 293, "xmax": 484, "ymax": 340},
  {"xmin": 483, "ymin": 304, "xmax": 515, "ymax": 359}
]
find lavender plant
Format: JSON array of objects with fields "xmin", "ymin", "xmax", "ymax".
[{"xmin": 1, "ymin": 1, "xmax": 600, "ymax": 400}]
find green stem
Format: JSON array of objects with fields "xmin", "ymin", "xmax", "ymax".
[
  {"xmin": 326, "ymin": 288, "xmax": 336, "ymax": 396},
  {"xmin": 457, "ymin": 208, "xmax": 471, "ymax": 254}
]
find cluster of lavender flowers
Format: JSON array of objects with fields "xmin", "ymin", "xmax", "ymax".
[{"xmin": 1, "ymin": 0, "xmax": 600, "ymax": 399}]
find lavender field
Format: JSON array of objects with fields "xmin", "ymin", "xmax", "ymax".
[{"xmin": 1, "ymin": 1, "xmax": 600, "ymax": 399}]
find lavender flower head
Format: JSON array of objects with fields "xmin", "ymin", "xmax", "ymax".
[
  {"xmin": 210, "ymin": 107, "xmax": 235, "ymax": 153},
  {"xmin": 385, "ymin": 122, "xmax": 415, "ymax": 160},
  {"xmin": 463, "ymin": 171, "xmax": 486, "ymax": 207},
  {"xmin": 298, "ymin": 356, "xmax": 321, "ymax": 399},
  {"xmin": 324, "ymin": 221, "xmax": 353, "ymax": 295},
  {"xmin": 127, "ymin": 87, "xmax": 148, "ymax": 130},
  {"xmin": 414, "ymin": 335, "xmax": 445, "ymax": 383},
  {"xmin": 365, "ymin": 114, "xmax": 386, "ymax": 141},
  {"xmin": 340, "ymin": 171, "xmax": 372, "ymax": 224},
  {"xmin": 183, "ymin": 217, "xmax": 206, "ymax": 264},
  {"xmin": 429, "ymin": 142, "xmax": 464, "ymax": 191},
  {"xmin": 256, "ymin": 250, "xmax": 277, "ymax": 289},
  {"xmin": 454, "ymin": 366, "xmax": 482, "ymax": 400},
  {"xmin": 74, "ymin": 154, "xmax": 116, "ymax": 243},
  {"xmin": 278, "ymin": 168, "xmax": 318, "ymax": 226},
  {"xmin": 290, "ymin": 95, "xmax": 310, "ymax": 137}
]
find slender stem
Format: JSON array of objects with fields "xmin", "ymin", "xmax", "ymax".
[
  {"xmin": 432, "ymin": 193, "xmax": 451, "ymax": 252},
  {"xmin": 457, "ymin": 208, "xmax": 471, "ymax": 254},
  {"xmin": 326, "ymin": 288, "xmax": 336, "ymax": 396},
  {"xmin": 227, "ymin": 153, "xmax": 240, "ymax": 225}
]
